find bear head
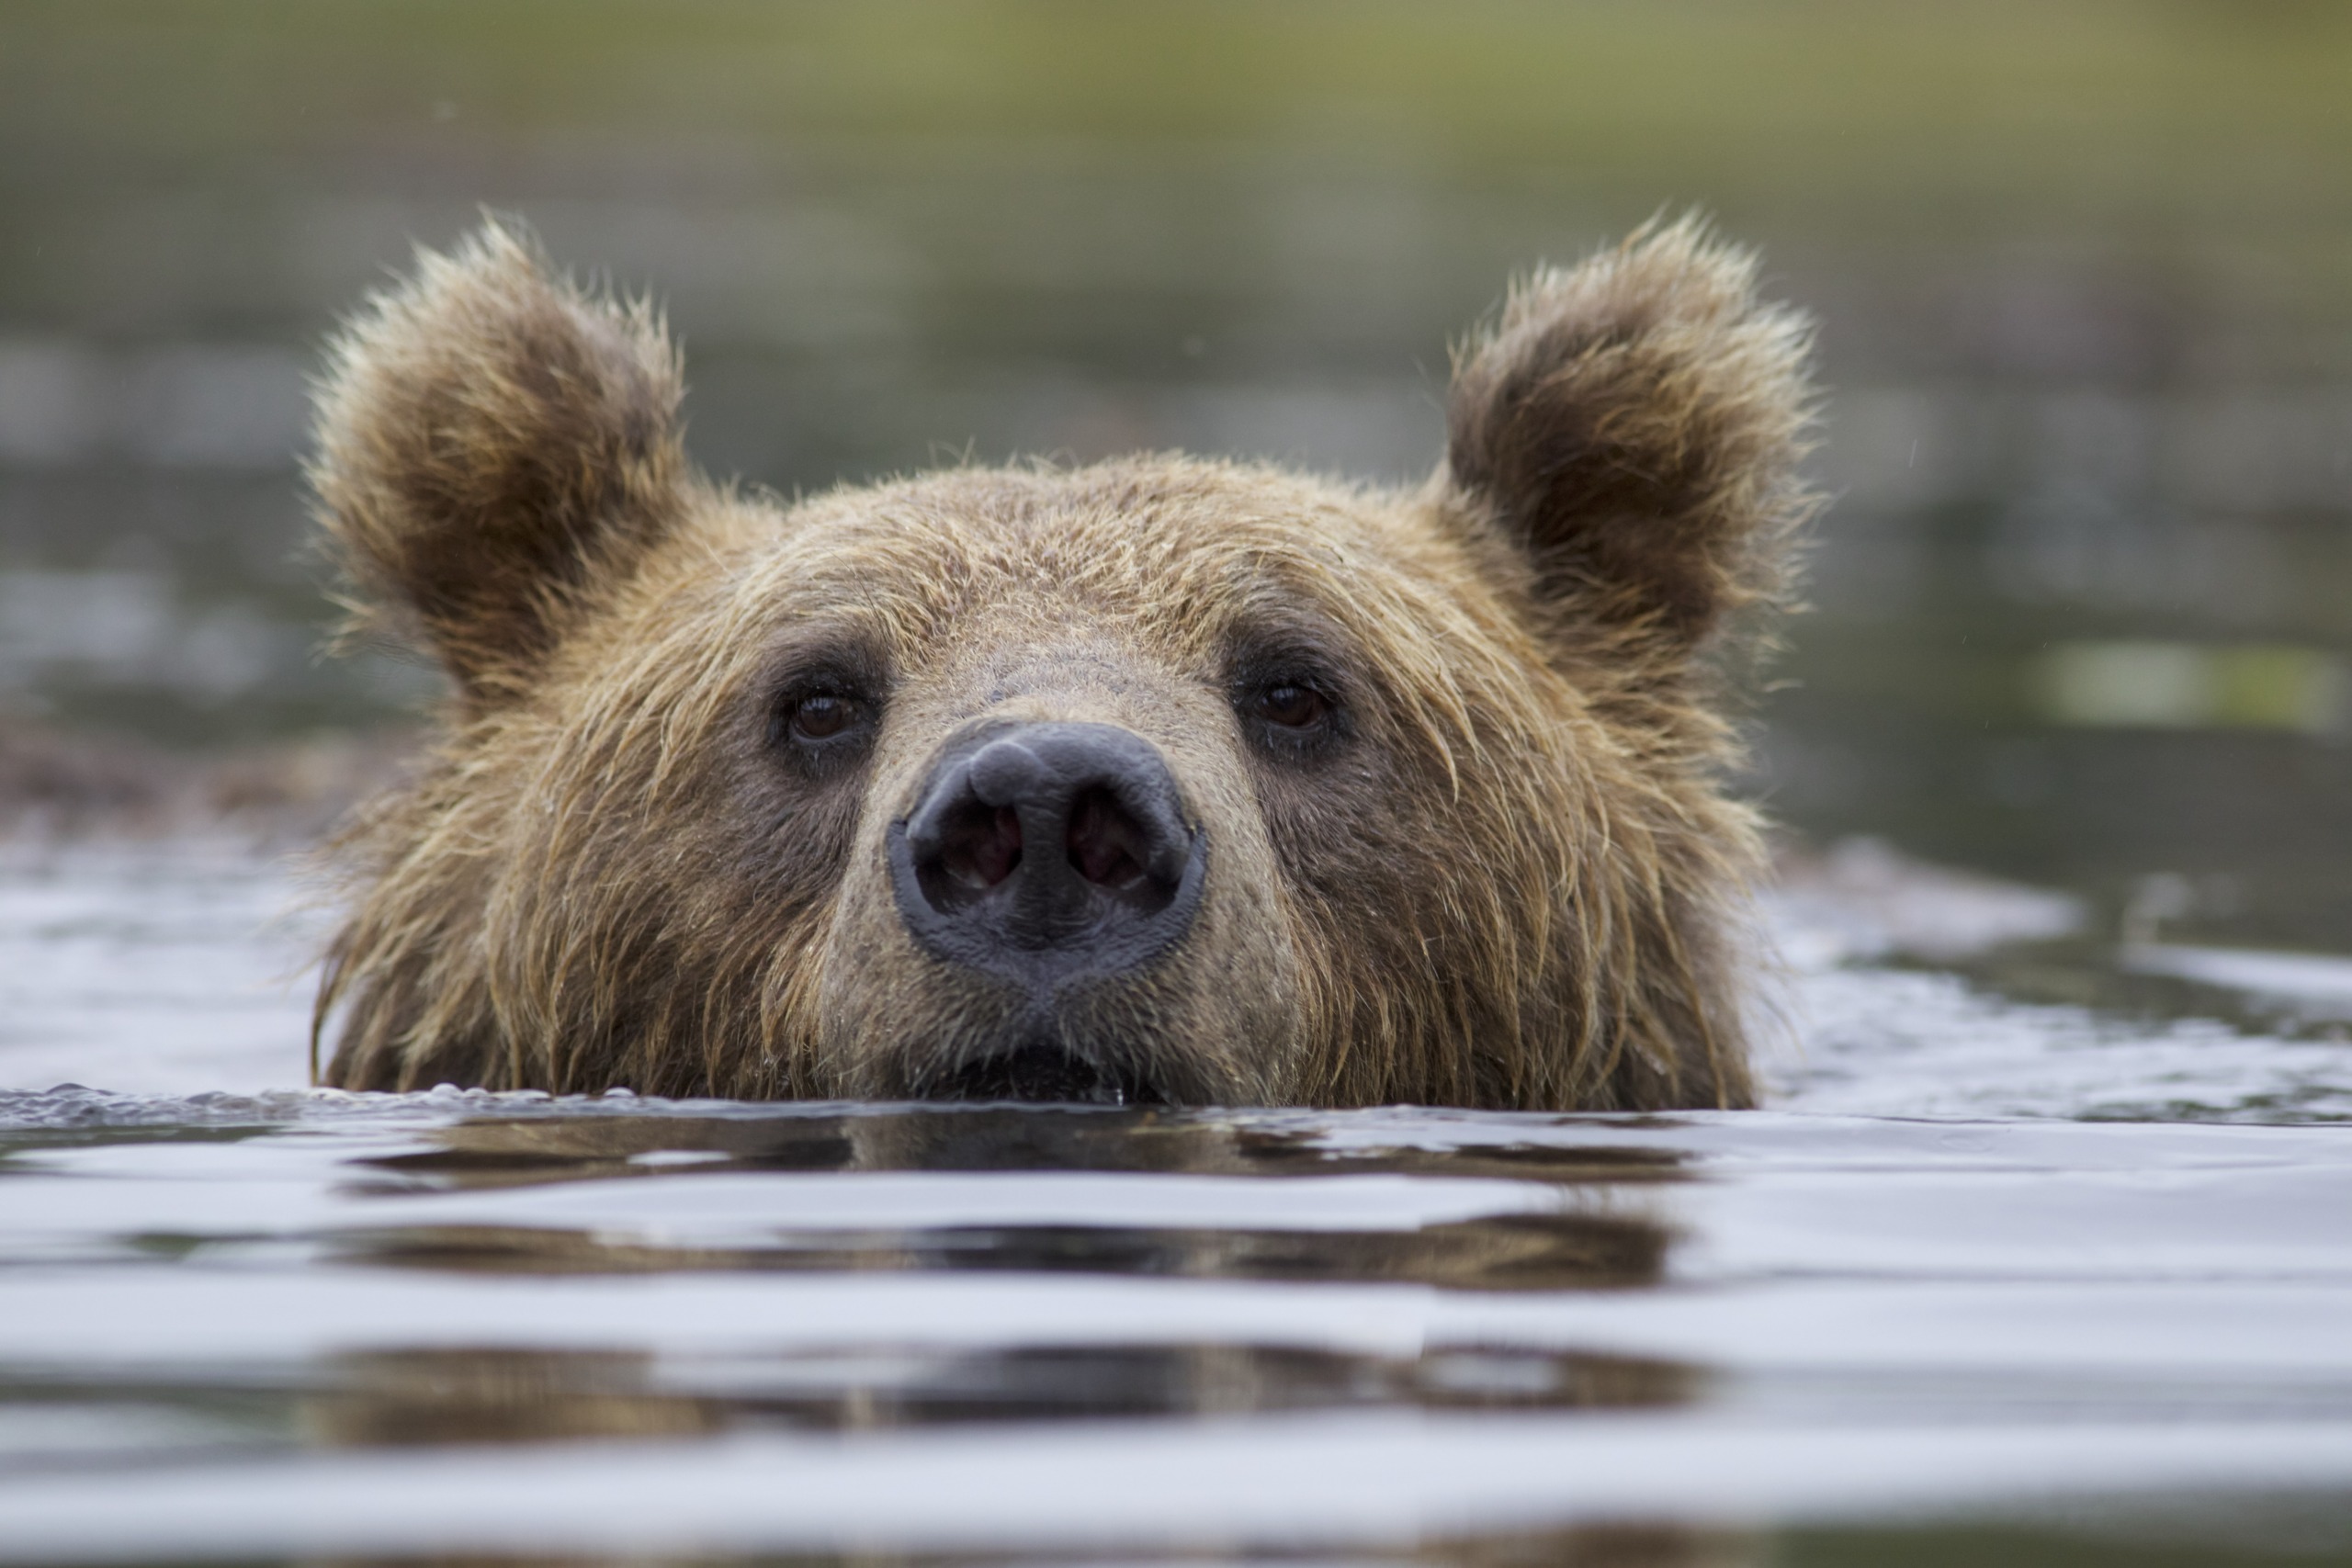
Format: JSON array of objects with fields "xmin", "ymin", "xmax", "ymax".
[{"xmin": 309, "ymin": 217, "xmax": 1815, "ymax": 1110}]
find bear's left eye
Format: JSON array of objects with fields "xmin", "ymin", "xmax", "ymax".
[
  {"xmin": 1233, "ymin": 662, "xmax": 1347, "ymax": 762},
  {"xmin": 1255, "ymin": 683, "xmax": 1329, "ymax": 729}
]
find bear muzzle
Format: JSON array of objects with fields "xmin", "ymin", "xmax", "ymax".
[{"xmin": 886, "ymin": 720, "xmax": 1209, "ymax": 1102}]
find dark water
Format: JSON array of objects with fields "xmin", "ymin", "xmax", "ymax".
[{"xmin": 3, "ymin": 4, "xmax": 2350, "ymax": 942}]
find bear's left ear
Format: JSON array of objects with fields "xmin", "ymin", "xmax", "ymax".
[
  {"xmin": 310, "ymin": 219, "xmax": 688, "ymax": 705},
  {"xmin": 1443, "ymin": 218, "xmax": 1817, "ymax": 654}
]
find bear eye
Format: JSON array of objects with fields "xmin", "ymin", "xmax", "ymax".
[
  {"xmin": 1255, "ymin": 682, "xmax": 1328, "ymax": 729},
  {"xmin": 1234, "ymin": 664, "xmax": 1347, "ymax": 764},
  {"xmin": 788, "ymin": 693, "xmax": 856, "ymax": 740},
  {"xmin": 768, "ymin": 674, "xmax": 880, "ymax": 773}
]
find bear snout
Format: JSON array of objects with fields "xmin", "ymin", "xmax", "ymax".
[{"xmin": 887, "ymin": 721, "xmax": 1207, "ymax": 993}]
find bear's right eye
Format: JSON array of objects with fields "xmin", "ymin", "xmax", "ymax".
[
  {"xmin": 768, "ymin": 679, "xmax": 878, "ymax": 770},
  {"xmin": 789, "ymin": 694, "xmax": 854, "ymax": 739}
]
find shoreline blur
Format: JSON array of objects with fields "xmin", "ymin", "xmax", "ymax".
[{"xmin": 3, "ymin": 1, "xmax": 2347, "ymax": 945}]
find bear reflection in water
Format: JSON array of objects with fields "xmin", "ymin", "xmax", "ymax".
[
  {"xmin": 300, "ymin": 1108, "xmax": 1690, "ymax": 1453},
  {"xmin": 307, "ymin": 214, "xmax": 1817, "ymax": 1112}
]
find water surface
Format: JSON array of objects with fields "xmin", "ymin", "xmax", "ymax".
[{"xmin": 2, "ymin": 842, "xmax": 2348, "ymax": 1565}]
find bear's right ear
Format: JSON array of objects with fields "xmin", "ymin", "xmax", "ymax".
[
  {"xmin": 310, "ymin": 220, "xmax": 688, "ymax": 705},
  {"xmin": 1442, "ymin": 218, "xmax": 1816, "ymax": 658}
]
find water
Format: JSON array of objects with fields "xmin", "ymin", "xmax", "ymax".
[
  {"xmin": 3, "ymin": 842, "xmax": 2349, "ymax": 1565},
  {"xmin": 5, "ymin": 6, "xmax": 2352, "ymax": 948}
]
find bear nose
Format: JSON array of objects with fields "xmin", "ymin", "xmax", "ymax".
[{"xmin": 888, "ymin": 721, "xmax": 1206, "ymax": 989}]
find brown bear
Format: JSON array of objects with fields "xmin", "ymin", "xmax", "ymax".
[{"xmin": 308, "ymin": 216, "xmax": 1815, "ymax": 1111}]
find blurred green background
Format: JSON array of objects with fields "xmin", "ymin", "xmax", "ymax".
[{"xmin": 2, "ymin": 0, "xmax": 2349, "ymax": 943}]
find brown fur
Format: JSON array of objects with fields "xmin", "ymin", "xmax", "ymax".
[{"xmin": 310, "ymin": 216, "xmax": 1817, "ymax": 1110}]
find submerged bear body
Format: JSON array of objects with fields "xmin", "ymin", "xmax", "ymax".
[{"xmin": 311, "ymin": 219, "xmax": 1816, "ymax": 1111}]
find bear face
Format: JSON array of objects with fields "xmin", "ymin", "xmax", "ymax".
[{"xmin": 311, "ymin": 218, "xmax": 1815, "ymax": 1111}]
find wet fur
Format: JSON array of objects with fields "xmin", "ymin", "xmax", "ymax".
[{"xmin": 311, "ymin": 218, "xmax": 1816, "ymax": 1110}]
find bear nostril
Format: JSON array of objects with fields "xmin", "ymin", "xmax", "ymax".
[
  {"xmin": 889, "ymin": 720, "xmax": 1206, "ymax": 990},
  {"xmin": 937, "ymin": 801, "xmax": 1023, "ymax": 892},
  {"xmin": 1067, "ymin": 787, "xmax": 1149, "ymax": 891}
]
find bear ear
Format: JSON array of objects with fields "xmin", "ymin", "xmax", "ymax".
[
  {"xmin": 310, "ymin": 218, "xmax": 688, "ymax": 704},
  {"xmin": 1443, "ymin": 217, "xmax": 1817, "ymax": 655}
]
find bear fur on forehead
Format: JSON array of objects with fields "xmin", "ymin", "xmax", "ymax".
[{"xmin": 310, "ymin": 216, "xmax": 1816, "ymax": 1110}]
